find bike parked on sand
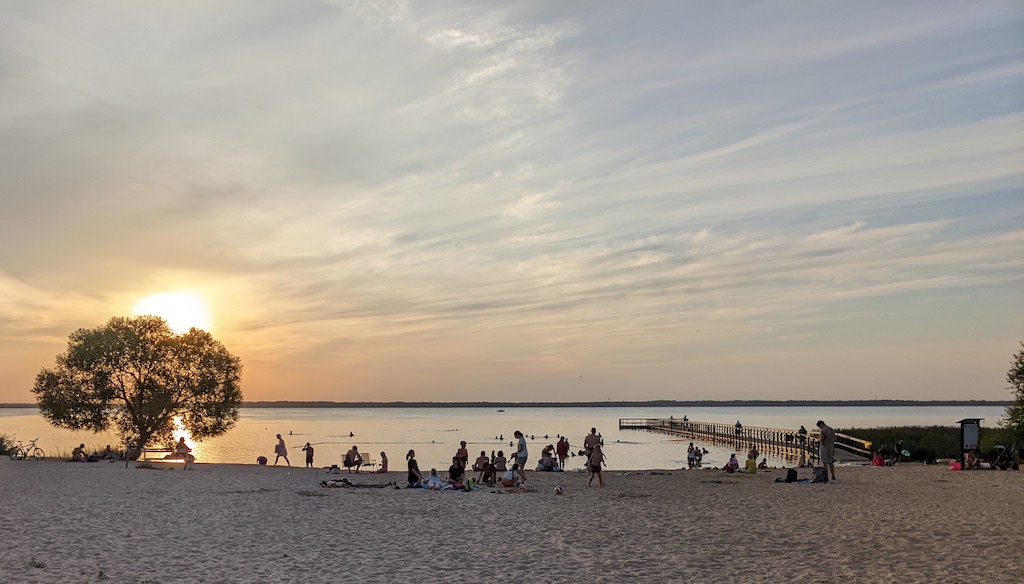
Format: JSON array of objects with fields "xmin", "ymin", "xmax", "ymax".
[{"xmin": 8, "ymin": 437, "xmax": 45, "ymax": 460}]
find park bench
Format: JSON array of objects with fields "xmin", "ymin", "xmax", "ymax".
[{"xmin": 141, "ymin": 447, "xmax": 194, "ymax": 469}]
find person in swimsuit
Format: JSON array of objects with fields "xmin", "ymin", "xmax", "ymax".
[
  {"xmin": 556, "ymin": 437, "xmax": 569, "ymax": 470},
  {"xmin": 302, "ymin": 443, "xmax": 314, "ymax": 468},
  {"xmin": 376, "ymin": 451, "xmax": 388, "ymax": 473},
  {"xmin": 456, "ymin": 441, "xmax": 469, "ymax": 469},
  {"xmin": 588, "ymin": 443, "xmax": 606, "ymax": 487}
]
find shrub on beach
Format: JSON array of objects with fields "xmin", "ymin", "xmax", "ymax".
[
  {"xmin": 841, "ymin": 425, "xmax": 1019, "ymax": 462},
  {"xmin": 0, "ymin": 433, "xmax": 12, "ymax": 456},
  {"xmin": 839, "ymin": 426, "xmax": 960, "ymax": 461}
]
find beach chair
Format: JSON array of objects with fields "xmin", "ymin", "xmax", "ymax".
[{"xmin": 360, "ymin": 453, "xmax": 377, "ymax": 470}]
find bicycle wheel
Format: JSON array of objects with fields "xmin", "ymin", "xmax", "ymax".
[
  {"xmin": 9, "ymin": 447, "xmax": 24, "ymax": 460},
  {"xmin": 31, "ymin": 448, "xmax": 45, "ymax": 461}
]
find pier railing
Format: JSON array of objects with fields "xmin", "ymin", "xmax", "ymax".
[{"xmin": 619, "ymin": 418, "xmax": 872, "ymax": 463}]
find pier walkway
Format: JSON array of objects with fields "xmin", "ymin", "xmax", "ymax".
[{"xmin": 619, "ymin": 418, "xmax": 872, "ymax": 463}]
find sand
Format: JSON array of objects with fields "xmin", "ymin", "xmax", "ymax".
[{"xmin": 0, "ymin": 459, "xmax": 1021, "ymax": 584}]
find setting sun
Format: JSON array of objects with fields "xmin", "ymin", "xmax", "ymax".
[{"xmin": 133, "ymin": 292, "xmax": 212, "ymax": 334}]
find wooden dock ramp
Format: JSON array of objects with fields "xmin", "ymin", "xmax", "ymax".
[{"xmin": 619, "ymin": 418, "xmax": 872, "ymax": 464}]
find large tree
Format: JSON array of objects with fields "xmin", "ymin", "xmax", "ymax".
[
  {"xmin": 33, "ymin": 316, "xmax": 243, "ymax": 457},
  {"xmin": 1005, "ymin": 342, "xmax": 1024, "ymax": 446}
]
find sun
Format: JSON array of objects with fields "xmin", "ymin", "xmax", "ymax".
[{"xmin": 133, "ymin": 292, "xmax": 212, "ymax": 334}]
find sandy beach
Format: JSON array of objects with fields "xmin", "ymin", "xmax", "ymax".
[{"xmin": 0, "ymin": 459, "xmax": 1021, "ymax": 584}]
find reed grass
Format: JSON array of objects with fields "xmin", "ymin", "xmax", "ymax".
[{"xmin": 839, "ymin": 425, "xmax": 1017, "ymax": 461}]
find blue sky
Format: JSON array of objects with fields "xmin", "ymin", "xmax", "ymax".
[{"xmin": 0, "ymin": 1, "xmax": 1021, "ymax": 402}]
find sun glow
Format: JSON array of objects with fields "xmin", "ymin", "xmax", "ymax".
[{"xmin": 133, "ymin": 291, "xmax": 212, "ymax": 334}]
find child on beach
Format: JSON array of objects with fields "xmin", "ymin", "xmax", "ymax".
[
  {"xmin": 588, "ymin": 443, "xmax": 606, "ymax": 487},
  {"xmin": 723, "ymin": 454, "xmax": 739, "ymax": 473},
  {"xmin": 500, "ymin": 464, "xmax": 519, "ymax": 487},
  {"xmin": 427, "ymin": 469, "xmax": 443, "ymax": 490}
]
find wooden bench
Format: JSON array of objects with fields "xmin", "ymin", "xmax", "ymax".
[{"xmin": 141, "ymin": 448, "xmax": 194, "ymax": 469}]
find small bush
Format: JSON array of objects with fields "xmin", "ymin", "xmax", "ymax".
[
  {"xmin": 0, "ymin": 434, "xmax": 12, "ymax": 456},
  {"xmin": 839, "ymin": 426, "xmax": 960, "ymax": 461},
  {"xmin": 840, "ymin": 425, "xmax": 1019, "ymax": 462}
]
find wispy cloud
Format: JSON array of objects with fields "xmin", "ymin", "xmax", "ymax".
[{"xmin": 0, "ymin": 1, "xmax": 1021, "ymax": 400}]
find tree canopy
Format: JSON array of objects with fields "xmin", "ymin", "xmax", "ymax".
[
  {"xmin": 33, "ymin": 316, "xmax": 243, "ymax": 455},
  {"xmin": 1005, "ymin": 342, "xmax": 1024, "ymax": 446}
]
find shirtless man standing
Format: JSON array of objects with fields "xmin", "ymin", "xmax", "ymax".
[{"xmin": 583, "ymin": 428, "xmax": 600, "ymax": 458}]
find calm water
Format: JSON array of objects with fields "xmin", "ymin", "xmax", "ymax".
[{"xmin": 0, "ymin": 406, "xmax": 1007, "ymax": 470}]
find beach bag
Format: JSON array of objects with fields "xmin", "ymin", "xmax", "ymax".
[{"xmin": 812, "ymin": 467, "xmax": 829, "ymax": 483}]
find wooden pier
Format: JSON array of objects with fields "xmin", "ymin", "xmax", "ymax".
[{"xmin": 619, "ymin": 418, "xmax": 873, "ymax": 463}]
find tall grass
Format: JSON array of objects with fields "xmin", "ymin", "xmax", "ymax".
[{"xmin": 840, "ymin": 425, "xmax": 1017, "ymax": 461}]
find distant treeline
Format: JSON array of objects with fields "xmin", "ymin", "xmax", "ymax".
[
  {"xmin": 237, "ymin": 399, "xmax": 1011, "ymax": 408},
  {"xmin": 1, "ymin": 399, "xmax": 1011, "ymax": 409}
]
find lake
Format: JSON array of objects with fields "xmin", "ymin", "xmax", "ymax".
[{"xmin": 0, "ymin": 405, "xmax": 1007, "ymax": 470}]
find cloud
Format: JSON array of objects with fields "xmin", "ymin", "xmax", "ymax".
[{"xmin": 0, "ymin": 1, "xmax": 1022, "ymax": 400}]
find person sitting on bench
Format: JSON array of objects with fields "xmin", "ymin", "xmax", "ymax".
[{"xmin": 343, "ymin": 445, "xmax": 363, "ymax": 473}]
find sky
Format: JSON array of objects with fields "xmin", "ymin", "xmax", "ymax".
[{"xmin": 1, "ymin": 1, "xmax": 1022, "ymax": 403}]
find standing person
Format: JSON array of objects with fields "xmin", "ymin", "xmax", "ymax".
[
  {"xmin": 798, "ymin": 424, "xmax": 810, "ymax": 466},
  {"xmin": 512, "ymin": 430, "xmax": 528, "ymax": 484},
  {"xmin": 817, "ymin": 420, "xmax": 837, "ymax": 481},
  {"xmin": 274, "ymin": 434, "xmax": 290, "ymax": 466},
  {"xmin": 583, "ymin": 427, "xmax": 600, "ymax": 457},
  {"xmin": 456, "ymin": 441, "xmax": 469, "ymax": 469},
  {"xmin": 735, "ymin": 421, "xmax": 743, "ymax": 437},
  {"xmin": 302, "ymin": 442, "xmax": 314, "ymax": 468},
  {"xmin": 556, "ymin": 437, "xmax": 569, "ymax": 470},
  {"xmin": 687, "ymin": 443, "xmax": 696, "ymax": 469},
  {"xmin": 588, "ymin": 443, "xmax": 606, "ymax": 487},
  {"xmin": 406, "ymin": 449, "xmax": 423, "ymax": 487}
]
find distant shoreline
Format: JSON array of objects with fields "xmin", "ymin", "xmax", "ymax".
[{"xmin": 0, "ymin": 399, "xmax": 1012, "ymax": 409}]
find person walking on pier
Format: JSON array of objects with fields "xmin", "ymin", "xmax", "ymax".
[{"xmin": 817, "ymin": 420, "xmax": 836, "ymax": 481}]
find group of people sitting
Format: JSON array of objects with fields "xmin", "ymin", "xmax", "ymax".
[
  {"xmin": 70, "ymin": 444, "xmax": 121, "ymax": 462},
  {"xmin": 719, "ymin": 447, "xmax": 768, "ymax": 474},
  {"xmin": 404, "ymin": 448, "xmax": 526, "ymax": 490}
]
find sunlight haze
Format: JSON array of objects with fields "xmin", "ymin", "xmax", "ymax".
[{"xmin": 0, "ymin": 1, "xmax": 1021, "ymax": 403}]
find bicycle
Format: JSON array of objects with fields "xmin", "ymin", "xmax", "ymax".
[{"xmin": 8, "ymin": 437, "xmax": 45, "ymax": 461}]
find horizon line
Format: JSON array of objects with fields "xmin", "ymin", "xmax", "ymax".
[{"xmin": 0, "ymin": 399, "xmax": 1012, "ymax": 408}]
